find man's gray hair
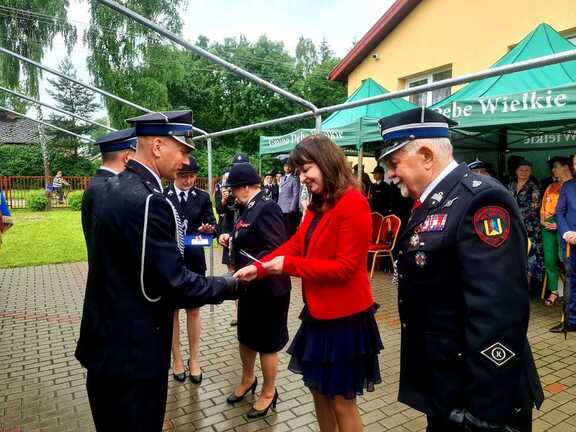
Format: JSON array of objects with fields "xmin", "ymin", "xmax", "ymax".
[{"xmin": 404, "ymin": 138, "xmax": 453, "ymax": 162}]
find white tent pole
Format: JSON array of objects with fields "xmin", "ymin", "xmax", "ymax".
[
  {"xmin": 0, "ymin": 46, "xmax": 208, "ymax": 136},
  {"xmin": 0, "ymin": 85, "xmax": 116, "ymax": 132},
  {"xmin": 97, "ymin": 0, "xmax": 320, "ymax": 115},
  {"xmin": 191, "ymin": 48, "xmax": 576, "ymax": 141},
  {"xmin": 1, "ymin": 105, "xmax": 96, "ymax": 142}
]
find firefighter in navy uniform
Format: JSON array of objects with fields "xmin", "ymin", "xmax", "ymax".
[
  {"xmin": 165, "ymin": 157, "xmax": 216, "ymax": 275},
  {"xmin": 75, "ymin": 111, "xmax": 239, "ymax": 432},
  {"xmin": 164, "ymin": 156, "xmax": 216, "ymax": 383},
  {"xmin": 81, "ymin": 128, "xmax": 136, "ymax": 255},
  {"xmin": 378, "ymin": 108, "xmax": 543, "ymax": 432},
  {"xmin": 224, "ymin": 162, "xmax": 291, "ymax": 418},
  {"xmin": 369, "ymin": 165, "xmax": 392, "ymax": 215}
]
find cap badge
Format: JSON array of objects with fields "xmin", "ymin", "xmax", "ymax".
[{"xmin": 409, "ymin": 233, "xmax": 419, "ymax": 248}]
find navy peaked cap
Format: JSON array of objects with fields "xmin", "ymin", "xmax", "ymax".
[
  {"xmin": 226, "ymin": 163, "xmax": 261, "ymax": 187},
  {"xmin": 178, "ymin": 157, "xmax": 199, "ymax": 174},
  {"xmin": 126, "ymin": 110, "xmax": 195, "ymax": 149},
  {"xmin": 468, "ymin": 159, "xmax": 489, "ymax": 170},
  {"xmin": 378, "ymin": 107, "xmax": 457, "ymax": 159},
  {"xmin": 96, "ymin": 128, "xmax": 137, "ymax": 154},
  {"xmin": 232, "ymin": 153, "xmax": 250, "ymax": 165}
]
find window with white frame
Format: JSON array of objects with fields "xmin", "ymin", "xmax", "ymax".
[{"xmin": 406, "ymin": 69, "xmax": 452, "ymax": 107}]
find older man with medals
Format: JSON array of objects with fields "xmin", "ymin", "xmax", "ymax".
[{"xmin": 378, "ymin": 107, "xmax": 543, "ymax": 432}]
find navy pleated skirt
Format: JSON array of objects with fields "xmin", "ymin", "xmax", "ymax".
[{"xmin": 287, "ymin": 304, "xmax": 383, "ymax": 399}]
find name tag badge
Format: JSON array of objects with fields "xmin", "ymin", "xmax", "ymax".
[
  {"xmin": 184, "ymin": 234, "xmax": 213, "ymax": 247},
  {"xmin": 416, "ymin": 214, "xmax": 447, "ymax": 233}
]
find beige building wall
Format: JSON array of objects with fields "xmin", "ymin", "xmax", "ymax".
[{"xmin": 347, "ymin": 0, "xmax": 576, "ymax": 95}]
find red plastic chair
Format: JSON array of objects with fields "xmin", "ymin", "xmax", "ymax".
[
  {"xmin": 370, "ymin": 212, "xmax": 385, "ymax": 244},
  {"xmin": 368, "ymin": 214, "xmax": 402, "ymax": 279}
]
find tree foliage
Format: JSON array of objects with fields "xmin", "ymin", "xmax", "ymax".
[
  {"xmin": 47, "ymin": 57, "xmax": 103, "ymax": 156},
  {"xmin": 85, "ymin": 0, "xmax": 187, "ymax": 127},
  {"xmin": 83, "ymin": 3, "xmax": 348, "ymax": 176},
  {"xmin": 0, "ymin": 0, "xmax": 76, "ymax": 99}
]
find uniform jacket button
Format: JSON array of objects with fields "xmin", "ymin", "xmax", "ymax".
[
  {"xmin": 402, "ymin": 323, "xmax": 407, "ymax": 329},
  {"xmin": 398, "ymin": 250, "xmax": 403, "ymax": 256},
  {"xmin": 399, "ymin": 299, "xmax": 403, "ymax": 304}
]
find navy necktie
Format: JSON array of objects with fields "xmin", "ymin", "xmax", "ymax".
[{"xmin": 179, "ymin": 191, "xmax": 186, "ymax": 207}]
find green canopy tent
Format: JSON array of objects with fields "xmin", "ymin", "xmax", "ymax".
[
  {"xmin": 259, "ymin": 78, "xmax": 417, "ymax": 156},
  {"xmin": 431, "ymin": 23, "xmax": 576, "ymax": 178}
]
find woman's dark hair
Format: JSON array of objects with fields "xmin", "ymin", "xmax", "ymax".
[{"xmin": 289, "ymin": 134, "xmax": 358, "ymax": 211}]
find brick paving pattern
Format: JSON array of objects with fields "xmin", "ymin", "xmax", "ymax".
[{"xmin": 1, "ymin": 259, "xmax": 576, "ymax": 431}]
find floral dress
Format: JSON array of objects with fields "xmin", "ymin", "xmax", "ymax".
[{"xmin": 508, "ymin": 180, "xmax": 544, "ymax": 282}]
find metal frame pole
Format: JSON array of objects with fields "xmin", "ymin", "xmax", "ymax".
[
  {"xmin": 0, "ymin": 46, "xmax": 209, "ymax": 136},
  {"xmin": 206, "ymin": 135, "xmax": 215, "ymax": 312},
  {"xmin": 1, "ymin": 105, "xmax": 95, "ymax": 142},
  {"xmin": 96, "ymin": 0, "xmax": 320, "ymax": 115},
  {"xmin": 0, "ymin": 47, "xmax": 150, "ymax": 113},
  {"xmin": 191, "ymin": 48, "xmax": 576, "ymax": 141},
  {"xmin": 0, "ymin": 85, "xmax": 116, "ymax": 132},
  {"xmin": 315, "ymin": 114, "xmax": 322, "ymax": 132}
]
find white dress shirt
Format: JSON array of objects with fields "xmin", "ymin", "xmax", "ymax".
[{"xmin": 420, "ymin": 160, "xmax": 459, "ymax": 203}]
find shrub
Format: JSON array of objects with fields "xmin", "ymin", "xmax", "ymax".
[
  {"xmin": 27, "ymin": 190, "xmax": 49, "ymax": 211},
  {"xmin": 68, "ymin": 191, "xmax": 84, "ymax": 211}
]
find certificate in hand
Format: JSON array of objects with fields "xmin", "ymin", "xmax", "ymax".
[{"xmin": 184, "ymin": 233, "xmax": 212, "ymax": 247}]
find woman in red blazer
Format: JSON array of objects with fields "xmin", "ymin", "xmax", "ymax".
[{"xmin": 235, "ymin": 135, "xmax": 383, "ymax": 432}]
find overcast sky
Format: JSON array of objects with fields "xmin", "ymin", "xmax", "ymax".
[{"xmin": 38, "ymin": 0, "xmax": 396, "ymax": 118}]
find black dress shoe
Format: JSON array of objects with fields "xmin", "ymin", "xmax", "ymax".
[
  {"xmin": 230, "ymin": 319, "xmax": 238, "ymax": 327},
  {"xmin": 549, "ymin": 322, "xmax": 576, "ymax": 333},
  {"xmin": 190, "ymin": 371, "xmax": 203, "ymax": 385},
  {"xmin": 246, "ymin": 389, "xmax": 278, "ymax": 419},
  {"xmin": 227, "ymin": 378, "xmax": 258, "ymax": 404},
  {"xmin": 172, "ymin": 371, "xmax": 187, "ymax": 382}
]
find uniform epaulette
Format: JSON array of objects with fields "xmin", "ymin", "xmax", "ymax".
[{"xmin": 460, "ymin": 173, "xmax": 491, "ymax": 195}]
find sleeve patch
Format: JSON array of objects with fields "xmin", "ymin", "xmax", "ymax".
[{"xmin": 473, "ymin": 206, "xmax": 510, "ymax": 247}]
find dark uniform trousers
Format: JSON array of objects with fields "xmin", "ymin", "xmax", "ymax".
[
  {"xmin": 76, "ymin": 160, "xmax": 237, "ymax": 431},
  {"xmin": 87, "ymin": 370, "xmax": 167, "ymax": 432},
  {"xmin": 396, "ymin": 163, "xmax": 543, "ymax": 432},
  {"xmin": 426, "ymin": 412, "xmax": 532, "ymax": 432}
]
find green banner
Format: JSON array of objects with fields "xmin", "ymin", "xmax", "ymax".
[
  {"xmin": 433, "ymin": 83, "xmax": 576, "ymax": 130},
  {"xmin": 259, "ymin": 123, "xmax": 364, "ymax": 155}
]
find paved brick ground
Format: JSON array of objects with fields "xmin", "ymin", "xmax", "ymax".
[{"xmin": 1, "ymin": 259, "xmax": 576, "ymax": 432}]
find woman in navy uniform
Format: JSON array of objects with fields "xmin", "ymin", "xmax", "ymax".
[
  {"xmin": 223, "ymin": 162, "xmax": 291, "ymax": 419},
  {"xmin": 378, "ymin": 108, "xmax": 543, "ymax": 432},
  {"xmin": 165, "ymin": 157, "xmax": 216, "ymax": 384}
]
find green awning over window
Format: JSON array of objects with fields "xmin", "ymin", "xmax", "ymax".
[{"xmin": 432, "ymin": 23, "xmax": 576, "ymax": 131}]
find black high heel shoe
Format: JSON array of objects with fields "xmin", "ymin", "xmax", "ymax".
[
  {"xmin": 188, "ymin": 359, "xmax": 203, "ymax": 384},
  {"xmin": 226, "ymin": 378, "xmax": 258, "ymax": 404},
  {"xmin": 172, "ymin": 365, "xmax": 187, "ymax": 382},
  {"xmin": 190, "ymin": 370, "xmax": 203, "ymax": 384},
  {"xmin": 246, "ymin": 389, "xmax": 278, "ymax": 419}
]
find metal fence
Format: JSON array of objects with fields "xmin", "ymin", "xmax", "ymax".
[{"xmin": 0, "ymin": 175, "xmax": 217, "ymax": 209}]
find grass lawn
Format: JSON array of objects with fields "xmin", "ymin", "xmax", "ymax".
[{"xmin": 0, "ymin": 209, "xmax": 87, "ymax": 268}]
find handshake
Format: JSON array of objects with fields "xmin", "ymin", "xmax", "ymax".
[{"xmin": 228, "ymin": 256, "xmax": 285, "ymax": 283}]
